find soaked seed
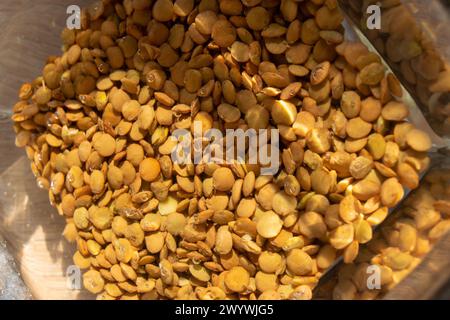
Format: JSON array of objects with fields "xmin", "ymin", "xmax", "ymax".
[
  {"xmin": 290, "ymin": 285, "xmax": 312, "ymax": 300},
  {"xmin": 346, "ymin": 117, "xmax": 372, "ymax": 139},
  {"xmin": 212, "ymin": 20, "xmax": 236, "ymax": 48},
  {"xmin": 215, "ymin": 226, "xmax": 233, "ymax": 255},
  {"xmin": 367, "ymin": 206, "xmax": 388, "ymax": 226},
  {"xmin": 405, "ymin": 129, "xmax": 432, "ymax": 152},
  {"xmin": 93, "ymin": 133, "xmax": 116, "ymax": 157},
  {"xmin": 329, "ymin": 224, "xmax": 354, "ymax": 250},
  {"xmin": 257, "ymin": 211, "xmax": 283, "ymax": 238},
  {"xmin": 145, "ymin": 232, "xmax": 165, "ymax": 254},
  {"xmin": 11, "ymin": 0, "xmax": 437, "ymax": 301},
  {"xmin": 339, "ymin": 195, "xmax": 359, "ymax": 223},
  {"xmin": 35, "ymin": 86, "xmax": 52, "ymax": 105},
  {"xmin": 140, "ymin": 158, "xmax": 161, "ymax": 182},
  {"xmin": 367, "ymin": 134, "xmax": 386, "ymax": 160},
  {"xmin": 122, "ymin": 100, "xmax": 141, "ymax": 121},
  {"xmin": 230, "ymin": 42, "xmax": 250, "ymax": 63},
  {"xmin": 195, "ymin": 10, "xmax": 217, "ymax": 35},
  {"xmin": 90, "ymin": 170, "xmax": 105, "ymax": 194},
  {"xmin": 242, "ymin": 171, "xmax": 255, "ymax": 197},
  {"xmin": 255, "ymin": 272, "xmax": 278, "ymax": 292},
  {"xmin": 165, "ymin": 212, "xmax": 186, "ymax": 236},
  {"xmin": 374, "ymin": 162, "xmax": 396, "ymax": 178},
  {"xmin": 288, "ymin": 65, "xmax": 309, "ymax": 77},
  {"xmin": 354, "ymin": 219, "xmax": 372, "ymax": 244},
  {"xmin": 83, "ymin": 270, "xmax": 105, "ymax": 294},
  {"xmin": 213, "ymin": 167, "xmax": 235, "ymax": 192},
  {"xmin": 153, "ymin": 0, "xmax": 174, "ymax": 22},
  {"xmin": 286, "ymin": 249, "xmax": 313, "ymax": 276},
  {"xmin": 352, "ymin": 179, "xmax": 380, "ymax": 201},
  {"xmin": 272, "ymin": 192, "xmax": 297, "ymax": 216},
  {"xmin": 236, "ymin": 198, "xmax": 256, "ymax": 218},
  {"xmin": 114, "ymin": 238, "xmax": 133, "ymax": 263},
  {"xmin": 360, "ymin": 97, "xmax": 381, "ymax": 122},
  {"xmin": 306, "ymin": 128, "xmax": 330, "ymax": 154},
  {"xmin": 46, "ymin": 134, "xmax": 62, "ymax": 147},
  {"xmin": 158, "ymin": 196, "xmax": 178, "ymax": 216},
  {"xmin": 310, "ymin": 168, "xmax": 332, "ymax": 195},
  {"xmin": 259, "ymin": 251, "xmax": 283, "ymax": 274},
  {"xmin": 317, "ymin": 245, "xmax": 337, "ymax": 269},
  {"xmin": 217, "ymin": 103, "xmax": 241, "ymax": 123},
  {"xmin": 397, "ymin": 162, "xmax": 419, "ymax": 190},
  {"xmin": 141, "ymin": 213, "xmax": 162, "ymax": 232},
  {"xmin": 245, "ymin": 105, "xmax": 269, "ymax": 129},
  {"xmin": 173, "ymin": 0, "xmax": 193, "ymax": 16},
  {"xmin": 280, "ymin": 82, "xmax": 301, "ymax": 101},
  {"xmin": 382, "ymin": 248, "xmax": 413, "ymax": 270},
  {"xmin": 246, "ymin": 7, "xmax": 270, "ymax": 31},
  {"xmin": 398, "ymin": 224, "xmax": 417, "ymax": 252},
  {"xmin": 293, "ymin": 111, "xmax": 315, "ymax": 137},
  {"xmin": 125, "ymin": 223, "xmax": 144, "ymax": 247},
  {"xmin": 190, "ymin": 264, "xmax": 211, "ymax": 282},
  {"xmin": 359, "ymin": 63, "xmax": 384, "ymax": 85},
  {"xmin": 298, "ymin": 211, "xmax": 327, "ymax": 239},
  {"xmin": 310, "ymin": 61, "xmax": 330, "ymax": 85},
  {"xmin": 349, "ymin": 156, "xmax": 373, "ymax": 179},
  {"xmin": 67, "ymin": 166, "xmax": 84, "ymax": 189},
  {"xmin": 286, "ymin": 44, "xmax": 311, "ymax": 64},
  {"xmin": 340, "ymin": 91, "xmax": 361, "ymax": 119},
  {"xmin": 380, "ymin": 178, "xmax": 404, "ymax": 208},
  {"xmin": 284, "ymin": 175, "xmax": 300, "ymax": 197},
  {"xmin": 381, "ymin": 101, "xmax": 409, "ymax": 121},
  {"xmin": 265, "ymin": 38, "xmax": 289, "ymax": 55},
  {"xmin": 91, "ymin": 207, "xmax": 113, "ymax": 230},
  {"xmin": 74, "ymin": 207, "xmax": 90, "ymax": 230},
  {"xmin": 343, "ymin": 241, "xmax": 359, "ymax": 263}
]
